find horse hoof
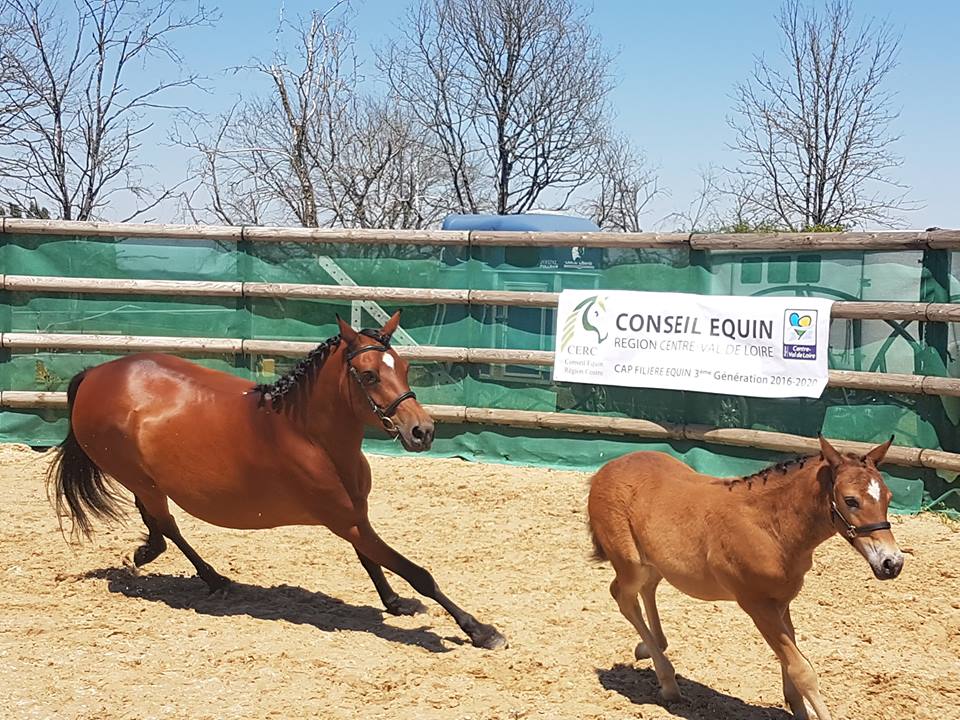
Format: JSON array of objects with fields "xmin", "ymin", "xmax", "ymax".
[
  {"xmin": 470, "ymin": 623, "xmax": 508, "ymax": 650},
  {"xmin": 133, "ymin": 541, "xmax": 165, "ymax": 567},
  {"xmin": 385, "ymin": 597, "xmax": 428, "ymax": 616},
  {"xmin": 660, "ymin": 685, "xmax": 683, "ymax": 703},
  {"xmin": 204, "ymin": 574, "xmax": 232, "ymax": 595},
  {"xmin": 635, "ymin": 641, "xmax": 651, "ymax": 660}
]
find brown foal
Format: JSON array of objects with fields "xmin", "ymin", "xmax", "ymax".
[
  {"xmin": 48, "ymin": 312, "xmax": 506, "ymax": 650},
  {"xmin": 587, "ymin": 435, "xmax": 904, "ymax": 719}
]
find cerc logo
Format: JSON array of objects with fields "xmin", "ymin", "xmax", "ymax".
[{"xmin": 560, "ymin": 295, "xmax": 608, "ymax": 351}]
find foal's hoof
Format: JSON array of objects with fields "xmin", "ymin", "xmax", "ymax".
[
  {"xmin": 660, "ymin": 684, "xmax": 683, "ymax": 703},
  {"xmin": 470, "ymin": 623, "xmax": 508, "ymax": 650},
  {"xmin": 634, "ymin": 640, "xmax": 667, "ymax": 660},
  {"xmin": 385, "ymin": 597, "xmax": 428, "ymax": 616}
]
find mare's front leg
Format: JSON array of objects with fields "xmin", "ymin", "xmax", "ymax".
[
  {"xmin": 740, "ymin": 597, "xmax": 830, "ymax": 720},
  {"xmin": 347, "ymin": 523, "xmax": 507, "ymax": 650},
  {"xmin": 355, "ymin": 550, "xmax": 427, "ymax": 616}
]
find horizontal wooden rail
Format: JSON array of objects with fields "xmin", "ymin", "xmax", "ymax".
[
  {"xmin": 4, "ymin": 218, "xmax": 959, "ymax": 250},
  {"xmin": 2, "ymin": 274, "xmax": 244, "ymax": 297},
  {"xmin": 2, "ymin": 274, "xmax": 958, "ymax": 323},
  {"xmin": 2, "ymin": 332, "xmax": 958, "ymax": 397},
  {"xmin": 1, "ymin": 332, "xmax": 243, "ymax": 354},
  {"xmin": 4, "ymin": 389, "xmax": 957, "ymax": 472}
]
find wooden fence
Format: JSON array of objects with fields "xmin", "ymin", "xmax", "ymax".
[{"xmin": 1, "ymin": 218, "xmax": 958, "ymax": 472}]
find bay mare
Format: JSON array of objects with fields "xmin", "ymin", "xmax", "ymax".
[
  {"xmin": 587, "ymin": 436, "xmax": 903, "ymax": 719},
  {"xmin": 47, "ymin": 312, "xmax": 506, "ymax": 650}
]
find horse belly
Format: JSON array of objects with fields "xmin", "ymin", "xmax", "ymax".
[
  {"xmin": 142, "ymin": 439, "xmax": 353, "ymax": 531},
  {"xmin": 660, "ymin": 568, "xmax": 737, "ymax": 602},
  {"xmin": 635, "ymin": 526, "xmax": 738, "ymax": 602}
]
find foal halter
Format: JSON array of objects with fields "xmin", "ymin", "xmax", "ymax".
[
  {"xmin": 344, "ymin": 329, "xmax": 417, "ymax": 433},
  {"xmin": 828, "ymin": 475, "xmax": 892, "ymax": 540}
]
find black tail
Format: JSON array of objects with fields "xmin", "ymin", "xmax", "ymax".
[{"xmin": 46, "ymin": 370, "xmax": 125, "ymax": 538}]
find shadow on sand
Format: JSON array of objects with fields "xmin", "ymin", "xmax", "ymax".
[
  {"xmin": 85, "ymin": 566, "xmax": 459, "ymax": 653},
  {"xmin": 597, "ymin": 663, "xmax": 794, "ymax": 720}
]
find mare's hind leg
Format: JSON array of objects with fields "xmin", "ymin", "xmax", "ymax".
[
  {"xmin": 355, "ymin": 550, "xmax": 427, "ymax": 616},
  {"xmin": 634, "ymin": 569, "xmax": 668, "ymax": 660},
  {"xmin": 138, "ymin": 492, "xmax": 230, "ymax": 592},
  {"xmin": 346, "ymin": 522, "xmax": 506, "ymax": 650},
  {"xmin": 610, "ymin": 563, "xmax": 681, "ymax": 701},
  {"xmin": 133, "ymin": 497, "xmax": 167, "ymax": 567}
]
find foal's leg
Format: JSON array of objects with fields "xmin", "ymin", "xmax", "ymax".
[
  {"xmin": 355, "ymin": 550, "xmax": 427, "ymax": 616},
  {"xmin": 138, "ymin": 492, "xmax": 230, "ymax": 592},
  {"xmin": 347, "ymin": 523, "xmax": 507, "ymax": 649},
  {"xmin": 610, "ymin": 569, "xmax": 681, "ymax": 702},
  {"xmin": 132, "ymin": 497, "xmax": 167, "ymax": 567},
  {"xmin": 781, "ymin": 605, "xmax": 812, "ymax": 720},
  {"xmin": 634, "ymin": 569, "xmax": 668, "ymax": 660},
  {"xmin": 740, "ymin": 598, "xmax": 830, "ymax": 720}
]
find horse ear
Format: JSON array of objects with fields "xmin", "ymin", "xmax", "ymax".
[
  {"xmin": 818, "ymin": 434, "xmax": 843, "ymax": 468},
  {"xmin": 336, "ymin": 314, "xmax": 358, "ymax": 343},
  {"xmin": 381, "ymin": 309, "xmax": 402, "ymax": 338},
  {"xmin": 864, "ymin": 435, "xmax": 894, "ymax": 466}
]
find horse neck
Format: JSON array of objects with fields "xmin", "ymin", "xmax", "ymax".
[
  {"xmin": 762, "ymin": 459, "xmax": 837, "ymax": 555},
  {"xmin": 299, "ymin": 347, "xmax": 365, "ymax": 457}
]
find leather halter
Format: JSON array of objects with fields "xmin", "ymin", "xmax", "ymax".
[
  {"xmin": 344, "ymin": 329, "xmax": 416, "ymax": 433},
  {"xmin": 827, "ymin": 470, "xmax": 892, "ymax": 540}
]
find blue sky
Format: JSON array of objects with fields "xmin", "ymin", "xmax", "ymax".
[{"xmin": 144, "ymin": 0, "xmax": 959, "ymax": 229}]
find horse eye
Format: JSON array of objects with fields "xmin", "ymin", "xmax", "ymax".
[
  {"xmin": 362, "ymin": 371, "xmax": 378, "ymax": 386},
  {"xmin": 844, "ymin": 497, "xmax": 860, "ymax": 510}
]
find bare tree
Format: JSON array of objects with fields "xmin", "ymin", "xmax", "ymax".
[
  {"xmin": 381, "ymin": 0, "xmax": 613, "ymax": 215},
  {"xmin": 583, "ymin": 131, "xmax": 660, "ymax": 232},
  {"xmin": 179, "ymin": 5, "xmax": 453, "ymax": 230},
  {"xmin": 0, "ymin": 0, "xmax": 214, "ymax": 221},
  {"xmin": 729, "ymin": 0, "xmax": 910, "ymax": 230}
]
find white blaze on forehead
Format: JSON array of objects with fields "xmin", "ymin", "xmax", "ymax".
[
  {"xmin": 382, "ymin": 352, "xmax": 396, "ymax": 369},
  {"xmin": 867, "ymin": 479, "xmax": 881, "ymax": 502}
]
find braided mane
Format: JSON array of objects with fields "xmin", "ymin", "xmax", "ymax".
[
  {"xmin": 252, "ymin": 334, "xmax": 342, "ymax": 410},
  {"xmin": 722, "ymin": 454, "xmax": 817, "ymax": 490}
]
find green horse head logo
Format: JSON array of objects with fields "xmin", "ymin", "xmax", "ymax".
[{"xmin": 561, "ymin": 295, "xmax": 608, "ymax": 350}]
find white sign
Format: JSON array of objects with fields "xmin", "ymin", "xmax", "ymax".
[{"xmin": 553, "ymin": 290, "xmax": 834, "ymax": 399}]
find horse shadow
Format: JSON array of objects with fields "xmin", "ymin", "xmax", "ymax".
[
  {"xmin": 84, "ymin": 566, "xmax": 458, "ymax": 654},
  {"xmin": 597, "ymin": 664, "xmax": 793, "ymax": 720}
]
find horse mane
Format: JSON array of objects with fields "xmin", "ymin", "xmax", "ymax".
[
  {"xmin": 252, "ymin": 334, "xmax": 342, "ymax": 410},
  {"xmin": 722, "ymin": 454, "xmax": 819, "ymax": 490}
]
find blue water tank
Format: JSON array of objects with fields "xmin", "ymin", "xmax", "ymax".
[{"xmin": 441, "ymin": 213, "xmax": 600, "ymax": 232}]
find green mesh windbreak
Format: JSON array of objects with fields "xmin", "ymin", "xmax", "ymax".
[{"xmin": 1, "ymin": 234, "xmax": 956, "ymax": 514}]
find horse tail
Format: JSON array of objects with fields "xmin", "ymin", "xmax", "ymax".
[
  {"xmin": 588, "ymin": 521, "xmax": 608, "ymax": 562},
  {"xmin": 46, "ymin": 370, "xmax": 125, "ymax": 539},
  {"xmin": 586, "ymin": 472, "xmax": 608, "ymax": 563}
]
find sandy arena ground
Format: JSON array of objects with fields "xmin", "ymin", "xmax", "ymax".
[{"xmin": 1, "ymin": 442, "xmax": 958, "ymax": 720}]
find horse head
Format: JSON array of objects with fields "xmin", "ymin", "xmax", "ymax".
[
  {"xmin": 818, "ymin": 434, "xmax": 904, "ymax": 580},
  {"xmin": 338, "ymin": 311, "xmax": 434, "ymax": 452}
]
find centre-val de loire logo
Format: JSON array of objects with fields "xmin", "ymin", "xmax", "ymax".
[
  {"xmin": 783, "ymin": 309, "xmax": 817, "ymax": 360},
  {"xmin": 561, "ymin": 295, "xmax": 608, "ymax": 351}
]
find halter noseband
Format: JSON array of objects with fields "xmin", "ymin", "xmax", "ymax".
[
  {"xmin": 827, "ymin": 469, "xmax": 891, "ymax": 540},
  {"xmin": 344, "ymin": 329, "xmax": 417, "ymax": 433}
]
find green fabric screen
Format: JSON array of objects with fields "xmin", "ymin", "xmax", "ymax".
[{"xmin": 1, "ymin": 233, "xmax": 956, "ymax": 514}]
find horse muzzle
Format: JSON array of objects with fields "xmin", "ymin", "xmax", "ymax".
[
  {"xmin": 868, "ymin": 550, "xmax": 904, "ymax": 580},
  {"xmin": 398, "ymin": 420, "xmax": 434, "ymax": 452}
]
